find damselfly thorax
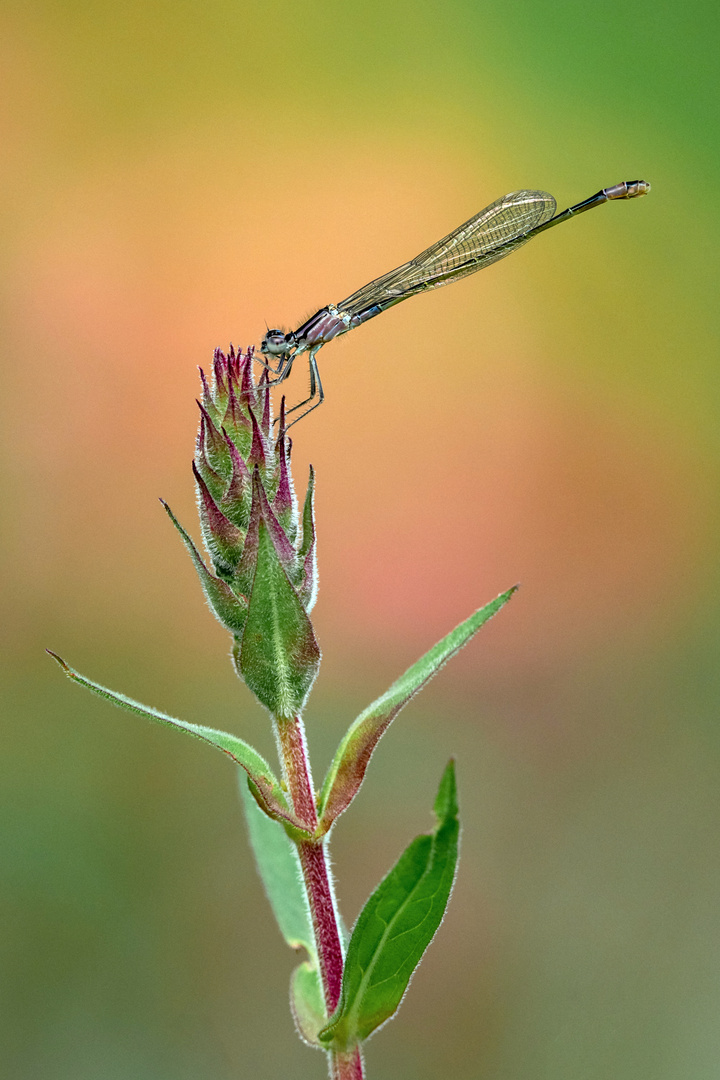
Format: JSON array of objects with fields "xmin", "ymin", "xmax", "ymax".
[{"xmin": 260, "ymin": 180, "xmax": 650, "ymax": 428}]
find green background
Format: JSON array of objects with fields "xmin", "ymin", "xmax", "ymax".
[{"xmin": 2, "ymin": 0, "xmax": 719, "ymax": 1077}]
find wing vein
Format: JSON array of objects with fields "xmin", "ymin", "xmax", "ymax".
[{"xmin": 339, "ymin": 190, "xmax": 556, "ymax": 315}]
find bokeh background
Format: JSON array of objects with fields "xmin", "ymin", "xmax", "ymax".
[{"xmin": 2, "ymin": 0, "xmax": 719, "ymax": 1077}]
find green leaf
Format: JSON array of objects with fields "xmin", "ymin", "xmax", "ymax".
[
  {"xmin": 238, "ymin": 773, "xmax": 315, "ymax": 955},
  {"xmin": 161, "ymin": 500, "xmax": 248, "ymax": 633},
  {"xmin": 319, "ymin": 760, "xmax": 460, "ymax": 1050},
  {"xmin": 317, "ymin": 589, "xmax": 516, "ymax": 834},
  {"xmin": 238, "ymin": 776, "xmax": 327, "ymax": 1047},
  {"xmin": 298, "ymin": 465, "xmax": 316, "ymax": 561},
  {"xmin": 238, "ymin": 516, "xmax": 321, "ymax": 719},
  {"xmin": 297, "ymin": 466, "xmax": 318, "ymax": 611},
  {"xmin": 290, "ymin": 960, "xmax": 326, "ymax": 1048},
  {"xmin": 320, "ymin": 761, "xmax": 460, "ymax": 1046},
  {"xmin": 47, "ymin": 650, "xmax": 311, "ymax": 836}
]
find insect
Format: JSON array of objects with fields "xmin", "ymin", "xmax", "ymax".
[{"xmin": 260, "ymin": 179, "xmax": 650, "ymax": 426}]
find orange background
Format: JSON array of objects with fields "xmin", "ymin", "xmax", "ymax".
[{"xmin": 2, "ymin": 1, "xmax": 719, "ymax": 1077}]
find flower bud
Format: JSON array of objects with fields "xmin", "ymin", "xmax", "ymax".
[{"xmin": 164, "ymin": 346, "xmax": 320, "ymax": 713}]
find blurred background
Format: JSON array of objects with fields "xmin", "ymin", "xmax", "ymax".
[{"xmin": 2, "ymin": 0, "xmax": 719, "ymax": 1077}]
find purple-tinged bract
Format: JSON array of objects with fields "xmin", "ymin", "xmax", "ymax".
[{"xmin": 164, "ymin": 348, "xmax": 318, "ymax": 676}]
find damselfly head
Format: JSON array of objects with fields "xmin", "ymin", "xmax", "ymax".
[{"xmin": 261, "ymin": 329, "xmax": 292, "ymax": 357}]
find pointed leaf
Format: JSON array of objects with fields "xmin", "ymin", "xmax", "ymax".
[
  {"xmin": 197, "ymin": 399, "xmax": 232, "ymax": 478},
  {"xmin": 231, "ymin": 475, "xmax": 262, "ymax": 600},
  {"xmin": 247, "ymin": 406, "xmax": 268, "ymax": 471},
  {"xmin": 253, "ymin": 468, "xmax": 298, "ymax": 570},
  {"xmin": 223, "ymin": 370, "xmax": 252, "ymax": 442},
  {"xmin": 161, "ymin": 501, "xmax": 248, "ymax": 631},
  {"xmin": 319, "ymin": 760, "xmax": 460, "ymax": 1050},
  {"xmin": 258, "ymin": 367, "xmax": 272, "ymax": 436},
  {"xmin": 317, "ymin": 588, "xmax": 516, "ymax": 834},
  {"xmin": 47, "ymin": 651, "xmax": 312, "ymax": 836},
  {"xmin": 198, "ymin": 365, "xmax": 217, "ymax": 419},
  {"xmin": 212, "ymin": 349, "xmax": 229, "ymax": 409},
  {"xmin": 194, "ymin": 435, "xmax": 226, "ymax": 503},
  {"xmin": 272, "ymin": 413, "xmax": 297, "ymax": 540},
  {"xmin": 193, "ymin": 461, "xmax": 245, "ymax": 572},
  {"xmin": 238, "ymin": 515, "xmax": 321, "ymax": 718},
  {"xmin": 298, "ymin": 464, "xmax": 316, "ymax": 561},
  {"xmin": 239, "ymin": 348, "xmax": 258, "ymax": 410},
  {"xmin": 297, "ymin": 467, "xmax": 318, "ymax": 611},
  {"xmin": 219, "ymin": 428, "xmax": 252, "ymax": 529}
]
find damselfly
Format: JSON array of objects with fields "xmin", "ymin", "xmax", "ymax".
[{"xmin": 260, "ymin": 179, "xmax": 650, "ymax": 426}]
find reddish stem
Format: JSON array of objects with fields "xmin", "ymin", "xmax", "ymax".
[
  {"xmin": 296, "ymin": 840, "xmax": 344, "ymax": 1009},
  {"xmin": 275, "ymin": 717, "xmax": 365, "ymax": 1078},
  {"xmin": 330, "ymin": 1047, "xmax": 365, "ymax": 1080},
  {"xmin": 274, "ymin": 716, "xmax": 347, "ymax": 1014}
]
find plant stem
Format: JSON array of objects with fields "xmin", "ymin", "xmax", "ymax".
[
  {"xmin": 296, "ymin": 838, "xmax": 343, "ymax": 1008},
  {"xmin": 274, "ymin": 716, "xmax": 365, "ymax": 1079},
  {"xmin": 330, "ymin": 1047, "xmax": 365, "ymax": 1080}
]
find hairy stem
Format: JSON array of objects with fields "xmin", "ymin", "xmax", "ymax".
[
  {"xmin": 330, "ymin": 1047, "xmax": 365, "ymax": 1080},
  {"xmin": 274, "ymin": 716, "xmax": 364, "ymax": 1078}
]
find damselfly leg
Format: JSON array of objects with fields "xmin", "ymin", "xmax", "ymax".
[{"xmin": 281, "ymin": 348, "xmax": 325, "ymax": 430}]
